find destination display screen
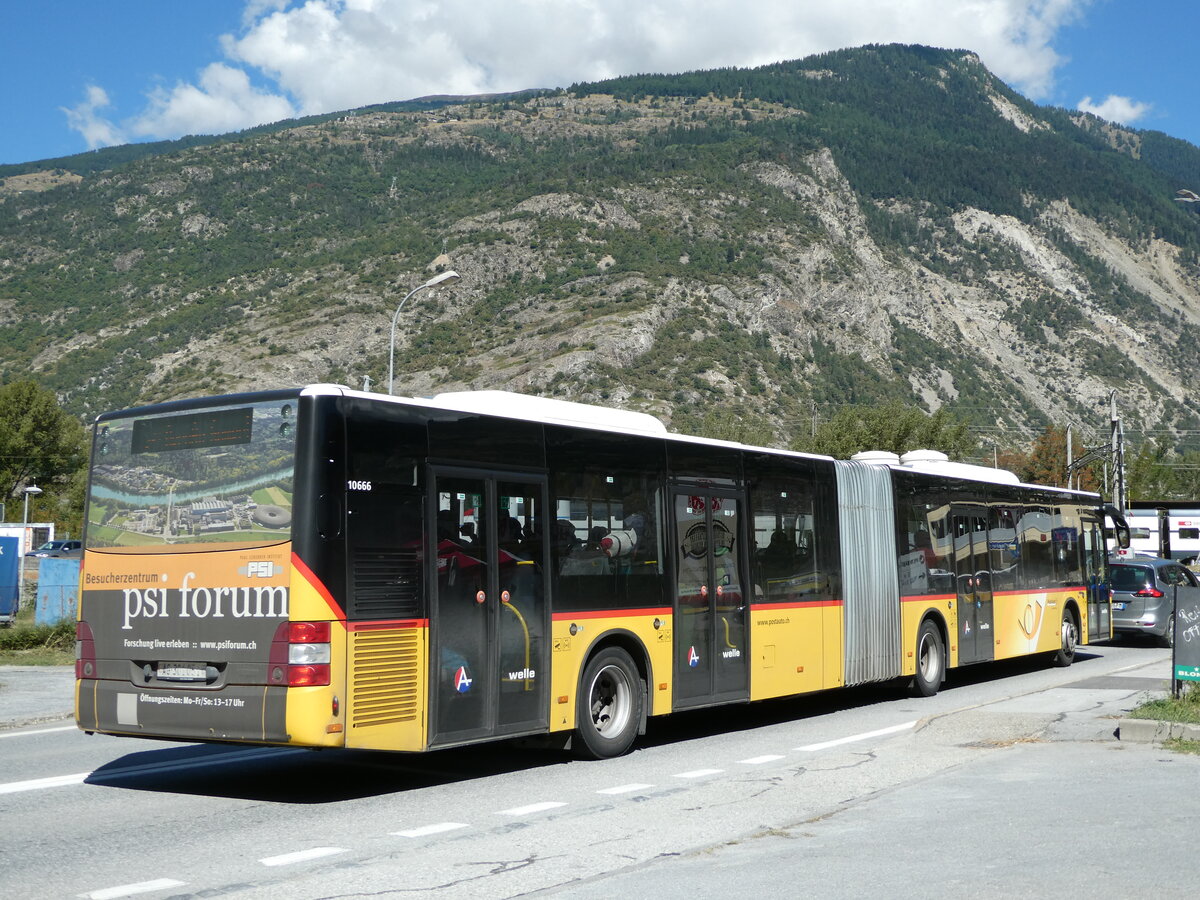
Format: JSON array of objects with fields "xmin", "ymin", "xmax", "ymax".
[{"xmin": 131, "ymin": 408, "xmax": 253, "ymax": 454}]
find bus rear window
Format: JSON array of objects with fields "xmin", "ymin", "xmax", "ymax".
[{"xmin": 86, "ymin": 399, "xmax": 297, "ymax": 549}]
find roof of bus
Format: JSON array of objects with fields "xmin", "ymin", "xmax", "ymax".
[{"xmin": 304, "ymin": 385, "xmax": 1100, "ymax": 497}]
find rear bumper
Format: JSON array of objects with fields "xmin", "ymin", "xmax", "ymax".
[{"xmin": 1113, "ymin": 613, "xmax": 1169, "ymax": 638}]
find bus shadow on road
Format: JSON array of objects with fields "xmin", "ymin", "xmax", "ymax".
[
  {"xmin": 638, "ymin": 649, "xmax": 1109, "ymax": 750},
  {"xmin": 83, "ymin": 649, "xmax": 1114, "ymax": 802},
  {"xmin": 84, "ymin": 739, "xmax": 567, "ymax": 803}
]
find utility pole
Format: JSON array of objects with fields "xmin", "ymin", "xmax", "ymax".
[
  {"xmin": 1066, "ymin": 425, "xmax": 1073, "ymax": 489},
  {"xmin": 1110, "ymin": 391, "xmax": 1126, "ymax": 515}
]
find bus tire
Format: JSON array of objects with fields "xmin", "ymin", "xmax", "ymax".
[
  {"xmin": 1053, "ymin": 608, "xmax": 1079, "ymax": 667},
  {"xmin": 911, "ymin": 619, "xmax": 944, "ymax": 698},
  {"xmin": 575, "ymin": 647, "xmax": 643, "ymax": 759}
]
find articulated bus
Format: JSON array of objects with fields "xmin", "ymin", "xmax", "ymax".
[{"xmin": 75, "ymin": 386, "xmax": 1128, "ymax": 758}]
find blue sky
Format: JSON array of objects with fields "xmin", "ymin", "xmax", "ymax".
[{"xmin": 2, "ymin": 1, "xmax": 1197, "ymax": 167}]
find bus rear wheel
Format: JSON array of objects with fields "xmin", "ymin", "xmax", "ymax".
[
  {"xmin": 575, "ymin": 647, "xmax": 643, "ymax": 759},
  {"xmin": 911, "ymin": 619, "xmax": 944, "ymax": 697}
]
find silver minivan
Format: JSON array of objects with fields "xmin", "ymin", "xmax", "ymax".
[{"xmin": 1108, "ymin": 556, "xmax": 1200, "ymax": 647}]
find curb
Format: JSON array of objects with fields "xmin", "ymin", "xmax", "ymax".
[{"xmin": 1118, "ymin": 718, "xmax": 1200, "ymax": 743}]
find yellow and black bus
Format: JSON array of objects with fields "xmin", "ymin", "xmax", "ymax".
[{"xmin": 75, "ymin": 386, "xmax": 1127, "ymax": 758}]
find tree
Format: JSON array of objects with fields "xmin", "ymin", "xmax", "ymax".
[
  {"xmin": 790, "ymin": 402, "xmax": 975, "ymax": 460},
  {"xmin": 1125, "ymin": 440, "xmax": 1175, "ymax": 500},
  {"xmin": 0, "ymin": 381, "xmax": 88, "ymax": 532},
  {"xmin": 1015, "ymin": 426, "xmax": 1102, "ymax": 491}
]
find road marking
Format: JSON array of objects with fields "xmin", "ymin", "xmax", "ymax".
[
  {"xmin": 0, "ymin": 772, "xmax": 89, "ymax": 794},
  {"xmin": 260, "ymin": 847, "xmax": 347, "ymax": 867},
  {"xmin": 0, "ymin": 724, "xmax": 77, "ymax": 740},
  {"xmin": 0, "ymin": 746, "xmax": 309, "ymax": 796},
  {"xmin": 596, "ymin": 783, "xmax": 654, "ymax": 794},
  {"xmin": 673, "ymin": 768, "xmax": 723, "ymax": 779},
  {"xmin": 392, "ymin": 822, "xmax": 469, "ymax": 838},
  {"xmin": 499, "ymin": 801, "xmax": 567, "ymax": 816},
  {"xmin": 78, "ymin": 878, "xmax": 186, "ymax": 899},
  {"xmin": 795, "ymin": 720, "xmax": 917, "ymax": 752},
  {"xmin": 739, "ymin": 754, "xmax": 785, "ymax": 765}
]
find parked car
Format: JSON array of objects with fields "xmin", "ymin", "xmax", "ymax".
[
  {"xmin": 25, "ymin": 539, "xmax": 81, "ymax": 558},
  {"xmin": 1108, "ymin": 555, "xmax": 1200, "ymax": 647}
]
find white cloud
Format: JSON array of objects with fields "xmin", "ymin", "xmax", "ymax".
[
  {"xmin": 1077, "ymin": 94, "xmax": 1152, "ymax": 126},
  {"xmin": 61, "ymin": 85, "xmax": 127, "ymax": 150},
  {"xmin": 92, "ymin": 0, "xmax": 1100, "ymax": 143},
  {"xmin": 131, "ymin": 63, "xmax": 298, "ymax": 139}
]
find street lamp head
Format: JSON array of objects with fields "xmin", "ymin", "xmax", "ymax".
[
  {"xmin": 23, "ymin": 485, "xmax": 42, "ymax": 496},
  {"xmin": 423, "ymin": 270, "xmax": 461, "ymax": 289}
]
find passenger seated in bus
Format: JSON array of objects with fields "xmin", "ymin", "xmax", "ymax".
[
  {"xmin": 759, "ymin": 529, "xmax": 796, "ymax": 580},
  {"xmin": 553, "ymin": 519, "xmax": 581, "ymax": 554}
]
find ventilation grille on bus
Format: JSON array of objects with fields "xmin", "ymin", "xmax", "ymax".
[
  {"xmin": 351, "ymin": 629, "xmax": 421, "ymax": 728},
  {"xmin": 351, "ymin": 548, "xmax": 422, "ymax": 619}
]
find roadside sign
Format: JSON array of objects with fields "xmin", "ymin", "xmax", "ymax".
[{"xmin": 1174, "ymin": 586, "xmax": 1200, "ymax": 690}]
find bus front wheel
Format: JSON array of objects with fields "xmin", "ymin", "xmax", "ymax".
[
  {"xmin": 911, "ymin": 619, "xmax": 944, "ymax": 697},
  {"xmin": 1053, "ymin": 609, "xmax": 1079, "ymax": 667},
  {"xmin": 575, "ymin": 647, "xmax": 643, "ymax": 759}
]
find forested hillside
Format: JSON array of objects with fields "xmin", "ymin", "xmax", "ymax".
[{"xmin": 2, "ymin": 43, "xmax": 1199, "ymax": 457}]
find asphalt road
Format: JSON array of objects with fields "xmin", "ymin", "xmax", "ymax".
[{"xmin": 0, "ymin": 641, "xmax": 1192, "ymax": 899}]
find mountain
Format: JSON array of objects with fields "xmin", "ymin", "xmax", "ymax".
[{"xmin": 3, "ymin": 43, "xmax": 1199, "ymax": 454}]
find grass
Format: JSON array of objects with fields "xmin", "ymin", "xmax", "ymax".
[
  {"xmin": 0, "ymin": 604, "xmax": 74, "ymax": 666},
  {"xmin": 1127, "ymin": 682, "xmax": 1200, "ymax": 724},
  {"xmin": 1165, "ymin": 738, "xmax": 1200, "ymax": 756}
]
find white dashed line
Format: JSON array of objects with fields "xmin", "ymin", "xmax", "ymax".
[
  {"xmin": 499, "ymin": 801, "xmax": 567, "ymax": 816},
  {"xmin": 0, "ymin": 772, "xmax": 89, "ymax": 794},
  {"xmin": 795, "ymin": 720, "xmax": 917, "ymax": 752},
  {"xmin": 260, "ymin": 847, "xmax": 347, "ymax": 867},
  {"xmin": 738, "ymin": 754, "xmax": 785, "ymax": 765},
  {"xmin": 673, "ymin": 768, "xmax": 724, "ymax": 779},
  {"xmin": 0, "ymin": 724, "xmax": 77, "ymax": 739},
  {"xmin": 596, "ymin": 783, "xmax": 654, "ymax": 795},
  {"xmin": 78, "ymin": 878, "xmax": 186, "ymax": 899},
  {"xmin": 393, "ymin": 822, "xmax": 470, "ymax": 838}
]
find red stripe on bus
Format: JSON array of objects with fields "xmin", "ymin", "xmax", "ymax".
[
  {"xmin": 552, "ymin": 607, "xmax": 672, "ymax": 621},
  {"xmin": 346, "ymin": 619, "xmax": 428, "ymax": 631},
  {"xmin": 901, "ymin": 594, "xmax": 956, "ymax": 603},
  {"xmin": 290, "ymin": 552, "xmax": 344, "ymax": 620}
]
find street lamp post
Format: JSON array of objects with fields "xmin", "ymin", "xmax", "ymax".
[
  {"xmin": 388, "ymin": 270, "xmax": 461, "ymax": 395},
  {"xmin": 21, "ymin": 484, "xmax": 42, "ymax": 606}
]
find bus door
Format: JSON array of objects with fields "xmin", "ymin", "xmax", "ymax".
[
  {"xmin": 1081, "ymin": 513, "xmax": 1110, "ymax": 640},
  {"xmin": 671, "ymin": 487, "xmax": 749, "ymax": 707},
  {"xmin": 952, "ymin": 508, "xmax": 994, "ymax": 664},
  {"xmin": 430, "ymin": 469, "xmax": 549, "ymax": 747}
]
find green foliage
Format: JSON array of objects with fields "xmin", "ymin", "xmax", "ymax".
[
  {"xmin": 0, "ymin": 381, "xmax": 87, "ymax": 532},
  {"xmin": 791, "ymin": 402, "xmax": 976, "ymax": 459},
  {"xmin": 1129, "ymin": 683, "xmax": 1200, "ymax": 724},
  {"xmin": 0, "ymin": 618, "xmax": 74, "ymax": 653}
]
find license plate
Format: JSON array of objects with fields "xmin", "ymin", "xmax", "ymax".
[
  {"xmin": 158, "ymin": 664, "xmax": 206, "ymax": 682},
  {"xmin": 1113, "ymin": 602, "xmax": 1126, "ymax": 611}
]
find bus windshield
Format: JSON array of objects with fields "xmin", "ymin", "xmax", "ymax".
[{"xmin": 85, "ymin": 397, "xmax": 298, "ymax": 550}]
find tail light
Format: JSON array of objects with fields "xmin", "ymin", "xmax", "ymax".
[
  {"xmin": 287, "ymin": 621, "xmax": 331, "ymax": 686},
  {"xmin": 1134, "ymin": 588, "xmax": 1164, "ymax": 598},
  {"xmin": 76, "ymin": 621, "xmax": 96, "ymax": 679}
]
